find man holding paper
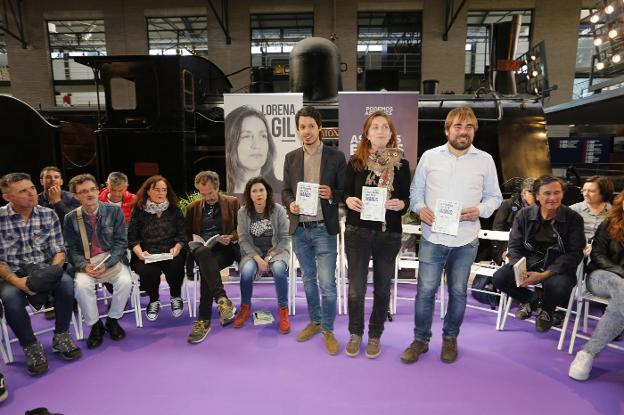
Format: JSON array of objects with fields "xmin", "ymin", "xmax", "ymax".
[
  {"xmin": 282, "ymin": 106, "xmax": 346, "ymax": 355},
  {"xmin": 492, "ymin": 176, "xmax": 584, "ymax": 332},
  {"xmin": 64, "ymin": 174, "xmax": 132, "ymax": 349},
  {"xmin": 403, "ymin": 106, "xmax": 502, "ymax": 365},
  {"xmin": 185, "ymin": 171, "xmax": 239, "ymax": 344}
]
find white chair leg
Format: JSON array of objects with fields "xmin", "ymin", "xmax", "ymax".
[
  {"xmin": 557, "ymin": 289, "xmax": 576, "ymax": 351},
  {"xmin": 500, "ymin": 294, "xmax": 513, "ymax": 330},
  {"xmin": 0, "ymin": 316, "xmax": 12, "ymax": 364},
  {"xmin": 583, "ymin": 301, "xmax": 589, "ymax": 333},
  {"xmin": 495, "ymin": 293, "xmax": 506, "ymax": 331},
  {"xmin": 569, "ymin": 299, "xmax": 584, "ymax": 354}
]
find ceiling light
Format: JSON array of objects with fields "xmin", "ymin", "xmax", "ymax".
[
  {"xmin": 609, "ymin": 29, "xmax": 618, "ymax": 38},
  {"xmin": 612, "ymin": 54, "xmax": 621, "ymax": 63},
  {"xmin": 596, "ymin": 61, "xmax": 605, "ymax": 70},
  {"xmin": 606, "ymin": 5, "xmax": 615, "ymax": 14},
  {"xmin": 594, "ymin": 37, "xmax": 603, "ymax": 46},
  {"xmin": 590, "ymin": 14, "xmax": 600, "ymax": 23},
  {"xmin": 531, "ymin": 70, "xmax": 539, "ymax": 77}
]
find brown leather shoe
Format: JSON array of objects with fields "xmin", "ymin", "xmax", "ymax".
[
  {"xmin": 323, "ymin": 331, "xmax": 339, "ymax": 355},
  {"xmin": 233, "ymin": 304, "xmax": 251, "ymax": 328},
  {"xmin": 441, "ymin": 337, "xmax": 458, "ymax": 363},
  {"xmin": 401, "ymin": 339, "xmax": 429, "ymax": 364},
  {"xmin": 277, "ymin": 306, "xmax": 290, "ymax": 334},
  {"xmin": 296, "ymin": 322, "xmax": 322, "ymax": 342}
]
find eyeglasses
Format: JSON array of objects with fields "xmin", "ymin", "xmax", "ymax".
[{"xmin": 76, "ymin": 187, "xmax": 98, "ymax": 196}]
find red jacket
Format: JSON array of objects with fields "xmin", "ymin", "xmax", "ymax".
[{"xmin": 98, "ymin": 188, "xmax": 136, "ymax": 223}]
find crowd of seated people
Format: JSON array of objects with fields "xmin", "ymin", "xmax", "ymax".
[{"xmin": 0, "ymin": 107, "xmax": 621, "ymax": 405}]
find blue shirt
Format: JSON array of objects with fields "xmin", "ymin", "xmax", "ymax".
[
  {"xmin": 410, "ymin": 143, "xmax": 502, "ymax": 247},
  {"xmin": 0, "ymin": 204, "xmax": 66, "ymax": 271}
]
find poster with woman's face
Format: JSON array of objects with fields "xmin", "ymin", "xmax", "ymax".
[{"xmin": 224, "ymin": 93, "xmax": 303, "ymax": 197}]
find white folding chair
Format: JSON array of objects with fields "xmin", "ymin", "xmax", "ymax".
[
  {"xmin": 0, "ymin": 299, "xmax": 80, "ymax": 364},
  {"xmin": 500, "ymin": 262, "xmax": 583, "ymax": 350},
  {"xmin": 76, "ymin": 270, "xmax": 143, "ymax": 340},
  {"xmin": 567, "ymin": 267, "xmax": 624, "ymax": 354}
]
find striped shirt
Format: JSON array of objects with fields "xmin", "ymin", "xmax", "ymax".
[{"xmin": 0, "ymin": 204, "xmax": 66, "ymax": 271}]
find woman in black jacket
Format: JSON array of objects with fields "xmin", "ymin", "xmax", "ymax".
[
  {"xmin": 128, "ymin": 175, "xmax": 187, "ymax": 321},
  {"xmin": 569, "ymin": 191, "xmax": 624, "ymax": 381},
  {"xmin": 343, "ymin": 111, "xmax": 411, "ymax": 359}
]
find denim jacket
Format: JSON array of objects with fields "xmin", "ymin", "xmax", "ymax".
[
  {"xmin": 507, "ymin": 204, "xmax": 585, "ymax": 278},
  {"xmin": 63, "ymin": 202, "xmax": 129, "ymax": 273}
]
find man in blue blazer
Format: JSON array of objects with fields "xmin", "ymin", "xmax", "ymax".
[{"xmin": 282, "ymin": 106, "xmax": 346, "ymax": 355}]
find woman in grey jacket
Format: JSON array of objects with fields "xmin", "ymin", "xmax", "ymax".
[{"xmin": 234, "ymin": 177, "xmax": 291, "ymax": 333}]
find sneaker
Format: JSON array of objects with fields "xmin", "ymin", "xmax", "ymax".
[
  {"xmin": 323, "ymin": 331, "xmax": 339, "ymax": 355},
  {"xmin": 217, "ymin": 297, "xmax": 236, "ymax": 326},
  {"xmin": 233, "ymin": 304, "xmax": 251, "ymax": 328},
  {"xmin": 515, "ymin": 303, "xmax": 534, "ymax": 320},
  {"xmin": 52, "ymin": 332, "xmax": 82, "ymax": 361},
  {"xmin": 552, "ymin": 310, "xmax": 565, "ymax": 328},
  {"xmin": 105, "ymin": 317, "xmax": 126, "ymax": 341},
  {"xmin": 441, "ymin": 337, "xmax": 458, "ymax": 363},
  {"xmin": 569, "ymin": 350, "xmax": 594, "ymax": 381},
  {"xmin": 365, "ymin": 338, "xmax": 381, "ymax": 359},
  {"xmin": 187, "ymin": 320, "xmax": 211, "ymax": 344},
  {"xmin": 170, "ymin": 297, "xmax": 184, "ymax": 318},
  {"xmin": 23, "ymin": 342, "xmax": 48, "ymax": 376},
  {"xmin": 345, "ymin": 334, "xmax": 362, "ymax": 357},
  {"xmin": 146, "ymin": 300, "xmax": 160, "ymax": 321},
  {"xmin": 535, "ymin": 309, "xmax": 554, "ymax": 332},
  {"xmin": 401, "ymin": 339, "xmax": 429, "ymax": 364},
  {"xmin": 0, "ymin": 372, "xmax": 7, "ymax": 402},
  {"xmin": 296, "ymin": 322, "xmax": 322, "ymax": 342},
  {"xmin": 86, "ymin": 320, "xmax": 105, "ymax": 349},
  {"xmin": 277, "ymin": 306, "xmax": 290, "ymax": 334}
]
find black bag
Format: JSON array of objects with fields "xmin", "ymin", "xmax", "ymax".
[{"xmin": 471, "ymin": 274, "xmax": 499, "ymax": 310}]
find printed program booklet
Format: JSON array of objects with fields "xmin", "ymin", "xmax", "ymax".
[
  {"xmin": 431, "ymin": 198, "xmax": 461, "ymax": 236},
  {"xmin": 360, "ymin": 186, "xmax": 387, "ymax": 222},
  {"xmin": 296, "ymin": 182, "xmax": 319, "ymax": 216},
  {"xmin": 191, "ymin": 234, "xmax": 221, "ymax": 249},
  {"xmin": 253, "ymin": 310, "xmax": 275, "ymax": 326},
  {"xmin": 514, "ymin": 257, "xmax": 527, "ymax": 287},
  {"xmin": 144, "ymin": 253, "xmax": 174, "ymax": 264}
]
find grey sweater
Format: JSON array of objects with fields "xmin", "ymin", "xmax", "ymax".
[{"xmin": 237, "ymin": 204, "xmax": 291, "ymax": 269}]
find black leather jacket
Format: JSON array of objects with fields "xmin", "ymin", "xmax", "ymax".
[
  {"xmin": 507, "ymin": 204, "xmax": 585, "ymax": 278},
  {"xmin": 587, "ymin": 219, "xmax": 624, "ymax": 278}
]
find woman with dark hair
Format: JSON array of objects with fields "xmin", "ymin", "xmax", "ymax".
[
  {"xmin": 225, "ymin": 105, "xmax": 281, "ymax": 194},
  {"xmin": 233, "ymin": 177, "xmax": 291, "ymax": 333},
  {"xmin": 570, "ymin": 175, "xmax": 614, "ymax": 246},
  {"xmin": 569, "ymin": 192, "xmax": 624, "ymax": 381},
  {"xmin": 343, "ymin": 110, "xmax": 411, "ymax": 358},
  {"xmin": 127, "ymin": 175, "xmax": 187, "ymax": 321}
]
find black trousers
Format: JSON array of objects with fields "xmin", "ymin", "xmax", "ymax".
[
  {"xmin": 492, "ymin": 263, "xmax": 576, "ymax": 313},
  {"xmin": 344, "ymin": 225, "xmax": 402, "ymax": 338},
  {"xmin": 192, "ymin": 243, "xmax": 240, "ymax": 320},
  {"xmin": 131, "ymin": 254, "xmax": 185, "ymax": 302}
]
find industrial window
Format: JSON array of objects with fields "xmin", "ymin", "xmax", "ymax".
[
  {"xmin": 47, "ymin": 20, "xmax": 106, "ymax": 106},
  {"xmin": 147, "ymin": 16, "xmax": 208, "ymax": 56},
  {"xmin": 0, "ymin": 31, "xmax": 9, "ymax": 84},
  {"xmin": 357, "ymin": 11, "xmax": 422, "ymax": 91},
  {"xmin": 250, "ymin": 13, "xmax": 313, "ymax": 92},
  {"xmin": 464, "ymin": 10, "xmax": 532, "ymax": 93}
]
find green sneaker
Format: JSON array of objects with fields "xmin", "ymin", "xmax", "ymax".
[
  {"xmin": 187, "ymin": 320, "xmax": 211, "ymax": 344},
  {"xmin": 217, "ymin": 297, "xmax": 236, "ymax": 326}
]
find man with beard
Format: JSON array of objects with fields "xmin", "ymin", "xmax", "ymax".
[{"xmin": 402, "ymin": 106, "xmax": 502, "ymax": 365}]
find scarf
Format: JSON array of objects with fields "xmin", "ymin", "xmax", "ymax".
[
  {"xmin": 365, "ymin": 148, "xmax": 403, "ymax": 197},
  {"xmin": 144, "ymin": 199, "xmax": 170, "ymax": 215}
]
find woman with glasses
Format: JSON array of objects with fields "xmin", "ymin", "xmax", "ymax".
[
  {"xmin": 343, "ymin": 111, "xmax": 411, "ymax": 359},
  {"xmin": 128, "ymin": 175, "xmax": 187, "ymax": 321},
  {"xmin": 569, "ymin": 191, "xmax": 624, "ymax": 381}
]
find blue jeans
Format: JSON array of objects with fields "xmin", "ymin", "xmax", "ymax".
[
  {"xmin": 239, "ymin": 259, "xmax": 289, "ymax": 308},
  {"xmin": 0, "ymin": 272, "xmax": 75, "ymax": 347},
  {"xmin": 414, "ymin": 238, "xmax": 478, "ymax": 342},
  {"xmin": 292, "ymin": 223, "xmax": 337, "ymax": 331}
]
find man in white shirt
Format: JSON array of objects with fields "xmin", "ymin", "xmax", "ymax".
[{"xmin": 402, "ymin": 106, "xmax": 502, "ymax": 364}]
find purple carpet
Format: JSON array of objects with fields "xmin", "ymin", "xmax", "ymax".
[{"xmin": 2, "ymin": 282, "xmax": 623, "ymax": 414}]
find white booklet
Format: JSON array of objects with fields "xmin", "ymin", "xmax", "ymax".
[
  {"xmin": 513, "ymin": 256, "xmax": 528, "ymax": 287},
  {"xmin": 296, "ymin": 182, "xmax": 319, "ymax": 216},
  {"xmin": 253, "ymin": 310, "xmax": 275, "ymax": 326},
  {"xmin": 360, "ymin": 186, "xmax": 387, "ymax": 222},
  {"xmin": 144, "ymin": 253, "xmax": 174, "ymax": 264},
  {"xmin": 431, "ymin": 198, "xmax": 461, "ymax": 236},
  {"xmin": 191, "ymin": 234, "xmax": 220, "ymax": 249}
]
